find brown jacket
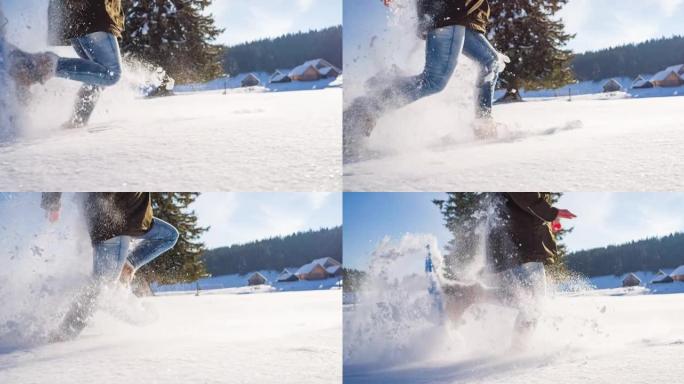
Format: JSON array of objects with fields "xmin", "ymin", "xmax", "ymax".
[
  {"xmin": 48, "ymin": 0, "xmax": 124, "ymax": 45},
  {"xmin": 42, "ymin": 193, "xmax": 153, "ymax": 244},
  {"xmin": 488, "ymin": 193, "xmax": 559, "ymax": 271},
  {"xmin": 417, "ymin": 0, "xmax": 490, "ymax": 34}
]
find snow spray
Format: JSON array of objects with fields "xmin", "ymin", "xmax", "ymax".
[
  {"xmin": 0, "ymin": 193, "xmax": 92, "ymax": 350},
  {"xmin": 345, "ymin": 0, "xmax": 483, "ymax": 156}
]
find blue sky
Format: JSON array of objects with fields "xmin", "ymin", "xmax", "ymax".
[
  {"xmin": 1, "ymin": 0, "xmax": 341, "ymax": 46},
  {"xmin": 192, "ymin": 192, "xmax": 342, "ymax": 249},
  {"xmin": 206, "ymin": 0, "xmax": 341, "ymax": 45},
  {"xmin": 344, "ymin": 193, "xmax": 684, "ymax": 270},
  {"xmin": 344, "ymin": 0, "xmax": 684, "ymax": 54}
]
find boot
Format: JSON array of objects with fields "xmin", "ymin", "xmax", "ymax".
[
  {"xmin": 343, "ymin": 98, "xmax": 378, "ymax": 163},
  {"xmin": 63, "ymin": 85, "xmax": 102, "ymax": 129},
  {"xmin": 8, "ymin": 50, "xmax": 57, "ymax": 87}
]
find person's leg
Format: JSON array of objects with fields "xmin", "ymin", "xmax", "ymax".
[
  {"xmin": 121, "ymin": 218, "xmax": 179, "ymax": 284},
  {"xmin": 377, "ymin": 25, "xmax": 467, "ymax": 112},
  {"xmin": 66, "ymin": 39, "xmax": 104, "ymax": 127},
  {"xmin": 51, "ymin": 236, "xmax": 131, "ymax": 341},
  {"xmin": 56, "ymin": 32, "xmax": 122, "ymax": 87},
  {"xmin": 462, "ymin": 30, "xmax": 504, "ymax": 119},
  {"xmin": 343, "ymin": 25, "xmax": 466, "ymax": 161}
]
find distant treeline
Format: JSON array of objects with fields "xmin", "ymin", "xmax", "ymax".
[
  {"xmin": 221, "ymin": 26, "xmax": 342, "ymax": 76},
  {"xmin": 203, "ymin": 226, "xmax": 342, "ymax": 276},
  {"xmin": 566, "ymin": 232, "xmax": 684, "ymax": 277},
  {"xmin": 572, "ymin": 35, "xmax": 684, "ymax": 81}
]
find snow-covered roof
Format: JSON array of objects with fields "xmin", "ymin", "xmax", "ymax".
[
  {"xmin": 288, "ymin": 59, "xmax": 341, "ymax": 78},
  {"xmin": 326, "ymin": 265, "xmax": 342, "ymax": 275},
  {"xmin": 603, "ymin": 78, "xmax": 622, "ymax": 87},
  {"xmin": 650, "ymin": 64, "xmax": 684, "ymax": 82},
  {"xmin": 311, "ymin": 257, "xmax": 341, "ymax": 268},
  {"xmin": 249, "ymin": 271, "xmax": 267, "ymax": 279},
  {"xmin": 632, "ymin": 74, "xmax": 653, "ymax": 87},
  {"xmin": 270, "ymin": 73, "xmax": 290, "ymax": 82},
  {"xmin": 670, "ymin": 265, "xmax": 684, "ymax": 276},
  {"xmin": 295, "ymin": 262, "xmax": 326, "ymax": 276}
]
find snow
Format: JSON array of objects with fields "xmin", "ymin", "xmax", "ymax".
[
  {"xmin": 345, "ymin": 292, "xmax": 684, "ymax": 384},
  {"xmin": 344, "ymin": 233, "xmax": 684, "ymax": 384},
  {"xmin": 0, "ymin": 290, "xmax": 342, "ymax": 384},
  {"xmin": 0, "ymin": 71, "xmax": 342, "ymax": 191},
  {"xmin": 344, "ymin": 94, "xmax": 684, "ymax": 191},
  {"xmin": 670, "ymin": 265, "xmax": 684, "ymax": 276}
]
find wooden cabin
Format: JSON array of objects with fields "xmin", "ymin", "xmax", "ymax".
[
  {"xmin": 671, "ymin": 265, "xmax": 684, "ymax": 282},
  {"xmin": 602, "ymin": 78, "xmax": 623, "ymax": 93},
  {"xmin": 651, "ymin": 270, "xmax": 674, "ymax": 284},
  {"xmin": 622, "ymin": 273, "xmax": 641, "ymax": 287},
  {"xmin": 241, "ymin": 73, "xmax": 261, "ymax": 87},
  {"xmin": 247, "ymin": 272, "xmax": 268, "ymax": 286},
  {"xmin": 277, "ymin": 269, "xmax": 299, "ymax": 283},
  {"xmin": 270, "ymin": 70, "xmax": 291, "ymax": 84},
  {"xmin": 295, "ymin": 263, "xmax": 330, "ymax": 281},
  {"xmin": 650, "ymin": 65, "xmax": 684, "ymax": 87}
]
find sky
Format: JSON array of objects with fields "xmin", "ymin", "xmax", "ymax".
[
  {"xmin": 344, "ymin": 193, "xmax": 684, "ymax": 270},
  {"xmin": 192, "ymin": 192, "xmax": 342, "ymax": 249},
  {"xmin": 207, "ymin": 0, "xmax": 342, "ymax": 46},
  {"xmin": 0, "ymin": 0, "xmax": 342, "ymax": 47},
  {"xmin": 0, "ymin": 192, "xmax": 342, "ymax": 251},
  {"xmin": 344, "ymin": 0, "xmax": 684, "ymax": 54}
]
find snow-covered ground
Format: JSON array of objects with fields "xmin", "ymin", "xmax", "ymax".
[
  {"xmin": 345, "ymin": 292, "xmax": 684, "ymax": 384},
  {"xmin": 0, "ymin": 289, "xmax": 342, "ymax": 384},
  {"xmin": 154, "ymin": 270, "xmax": 342, "ymax": 293},
  {"xmin": 344, "ymin": 94, "xmax": 684, "ymax": 191},
  {"xmin": 344, "ymin": 234, "xmax": 684, "ymax": 384},
  {"xmin": 0, "ymin": 77, "xmax": 342, "ymax": 191}
]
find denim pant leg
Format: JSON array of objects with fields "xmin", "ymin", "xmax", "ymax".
[
  {"xmin": 462, "ymin": 30, "xmax": 502, "ymax": 117},
  {"xmin": 92, "ymin": 235, "xmax": 131, "ymax": 282},
  {"xmin": 373, "ymin": 25, "xmax": 466, "ymax": 113},
  {"xmin": 126, "ymin": 218, "xmax": 179, "ymax": 272},
  {"xmin": 55, "ymin": 32, "xmax": 122, "ymax": 87}
]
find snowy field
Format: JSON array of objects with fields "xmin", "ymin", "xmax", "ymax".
[
  {"xmin": 0, "ymin": 79, "xmax": 342, "ymax": 191},
  {"xmin": 0, "ymin": 289, "xmax": 342, "ymax": 384},
  {"xmin": 344, "ymin": 94, "xmax": 684, "ymax": 191},
  {"xmin": 345, "ymin": 291, "xmax": 684, "ymax": 384},
  {"xmin": 344, "ymin": 233, "xmax": 684, "ymax": 384}
]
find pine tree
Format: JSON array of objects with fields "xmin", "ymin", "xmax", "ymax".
[
  {"xmin": 136, "ymin": 192, "xmax": 209, "ymax": 285},
  {"xmin": 121, "ymin": 0, "xmax": 224, "ymax": 83},
  {"xmin": 489, "ymin": 0, "xmax": 575, "ymax": 101}
]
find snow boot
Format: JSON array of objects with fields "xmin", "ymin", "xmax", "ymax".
[
  {"xmin": 8, "ymin": 50, "xmax": 57, "ymax": 87},
  {"xmin": 63, "ymin": 85, "xmax": 102, "ymax": 129},
  {"xmin": 49, "ymin": 282, "xmax": 101, "ymax": 342},
  {"xmin": 343, "ymin": 97, "xmax": 378, "ymax": 163}
]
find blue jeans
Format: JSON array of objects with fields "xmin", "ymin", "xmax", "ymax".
[
  {"xmin": 93, "ymin": 218, "xmax": 179, "ymax": 282},
  {"xmin": 55, "ymin": 32, "xmax": 122, "ymax": 124},
  {"xmin": 56, "ymin": 32, "xmax": 122, "ymax": 87},
  {"xmin": 379, "ymin": 26, "xmax": 502, "ymax": 117}
]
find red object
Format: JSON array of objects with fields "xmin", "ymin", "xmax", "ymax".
[{"xmin": 552, "ymin": 221, "xmax": 562, "ymax": 233}]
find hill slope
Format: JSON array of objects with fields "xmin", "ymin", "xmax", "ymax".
[
  {"xmin": 222, "ymin": 26, "xmax": 343, "ymax": 76},
  {"xmin": 572, "ymin": 35, "xmax": 684, "ymax": 81}
]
